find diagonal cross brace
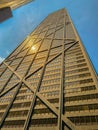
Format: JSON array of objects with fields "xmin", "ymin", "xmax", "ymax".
[
  {"xmin": 2, "ymin": 41, "xmax": 79, "ymax": 130},
  {"xmin": 25, "ymin": 41, "xmax": 79, "ymax": 80},
  {"xmin": 2, "ymin": 40, "xmax": 78, "ymax": 95}
]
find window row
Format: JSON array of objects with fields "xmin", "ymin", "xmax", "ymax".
[
  {"xmin": 65, "ymin": 63, "xmax": 87, "ymax": 70},
  {"xmin": 16, "ymin": 95, "xmax": 33, "ymax": 100},
  {"xmin": 65, "ymin": 55, "xmax": 84, "ymax": 61},
  {"xmin": 3, "ymin": 120, "xmax": 25, "ymax": 127},
  {"xmin": 65, "ymin": 85, "xmax": 96, "ymax": 94},
  {"xmin": 65, "ymin": 103, "xmax": 98, "ymax": 112},
  {"xmin": 41, "ymin": 91, "xmax": 59, "ymax": 97},
  {"xmin": 69, "ymin": 116, "xmax": 98, "ymax": 125},
  {"xmin": 65, "ymin": 67, "xmax": 89, "ymax": 75},
  {"xmin": 42, "ymin": 78, "xmax": 60, "ymax": 85},
  {"xmin": 65, "ymin": 72, "xmax": 91, "ymax": 80},
  {"xmin": 66, "ymin": 49, "xmax": 82, "ymax": 55},
  {"xmin": 65, "ymin": 93, "xmax": 98, "ymax": 102},
  {"xmin": 7, "ymin": 110, "xmax": 28, "ymax": 117},
  {"xmin": 65, "ymin": 52, "xmax": 83, "ymax": 59},
  {"xmin": 40, "ymin": 84, "xmax": 60, "ymax": 91},
  {"xmin": 65, "ymin": 78, "xmax": 93, "ymax": 86},
  {"xmin": 45, "ymin": 69, "xmax": 61, "ymax": 74},
  {"xmin": 30, "ymin": 118, "xmax": 57, "ymax": 126}
]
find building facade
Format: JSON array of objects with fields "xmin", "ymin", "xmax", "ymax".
[
  {"xmin": 0, "ymin": 9, "xmax": 98, "ymax": 130},
  {"xmin": 0, "ymin": 0, "xmax": 33, "ymax": 9}
]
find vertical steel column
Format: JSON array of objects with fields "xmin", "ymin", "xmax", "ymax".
[{"xmin": 58, "ymin": 9, "xmax": 66, "ymax": 130}]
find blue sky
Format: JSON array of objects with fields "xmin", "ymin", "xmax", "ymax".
[{"xmin": 0, "ymin": 0, "xmax": 98, "ymax": 73}]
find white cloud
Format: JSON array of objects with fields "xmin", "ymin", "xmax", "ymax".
[{"xmin": 0, "ymin": 57, "xmax": 5, "ymax": 63}]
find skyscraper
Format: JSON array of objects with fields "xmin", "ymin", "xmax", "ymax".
[
  {"xmin": 0, "ymin": 0, "xmax": 33, "ymax": 9},
  {"xmin": 0, "ymin": 8, "xmax": 98, "ymax": 130},
  {"xmin": 0, "ymin": 7, "xmax": 12, "ymax": 23}
]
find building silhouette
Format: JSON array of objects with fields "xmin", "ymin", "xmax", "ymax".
[
  {"xmin": 0, "ymin": 7, "xmax": 12, "ymax": 23},
  {"xmin": 0, "ymin": 8, "xmax": 98, "ymax": 130}
]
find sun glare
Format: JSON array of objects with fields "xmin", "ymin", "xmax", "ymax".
[{"xmin": 31, "ymin": 46, "xmax": 36, "ymax": 50}]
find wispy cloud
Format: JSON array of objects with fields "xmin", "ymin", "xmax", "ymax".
[
  {"xmin": 0, "ymin": 57, "xmax": 5, "ymax": 63},
  {"xmin": 6, "ymin": 50, "xmax": 10, "ymax": 55}
]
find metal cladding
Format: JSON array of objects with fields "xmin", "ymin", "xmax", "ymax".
[
  {"xmin": 0, "ymin": 0, "xmax": 33, "ymax": 9},
  {"xmin": 0, "ymin": 9, "xmax": 98, "ymax": 130}
]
